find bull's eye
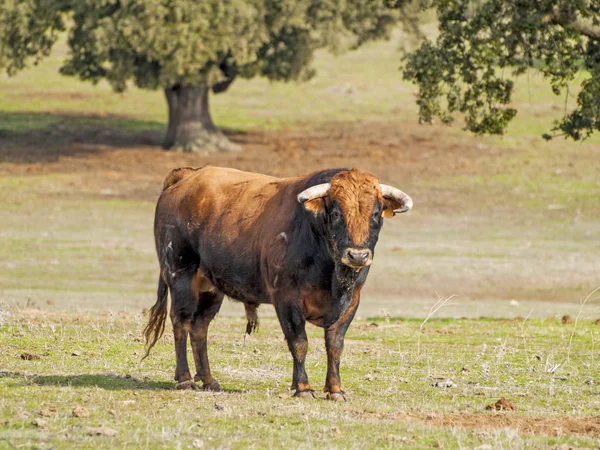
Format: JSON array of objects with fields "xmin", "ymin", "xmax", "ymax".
[
  {"xmin": 372, "ymin": 211, "xmax": 380, "ymax": 221},
  {"xmin": 331, "ymin": 210, "xmax": 341, "ymax": 221}
]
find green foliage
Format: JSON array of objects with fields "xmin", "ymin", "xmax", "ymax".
[
  {"xmin": 404, "ymin": 0, "xmax": 600, "ymax": 140},
  {"xmin": 60, "ymin": 1, "xmax": 272, "ymax": 91},
  {"xmin": 2, "ymin": 0, "xmax": 403, "ymax": 93},
  {"xmin": 0, "ymin": 0, "xmax": 67, "ymax": 75}
]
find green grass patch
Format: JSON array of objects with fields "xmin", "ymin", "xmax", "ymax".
[
  {"xmin": 0, "ymin": 111, "xmax": 164, "ymax": 135},
  {"xmin": 1, "ymin": 311, "xmax": 600, "ymax": 448}
]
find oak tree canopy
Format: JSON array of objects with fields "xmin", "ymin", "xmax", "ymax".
[
  {"xmin": 403, "ymin": 0, "xmax": 600, "ymax": 140},
  {"xmin": 1, "ymin": 0, "xmax": 402, "ymax": 152}
]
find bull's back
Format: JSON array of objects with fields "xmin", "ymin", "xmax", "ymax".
[{"xmin": 175, "ymin": 167, "xmax": 283, "ymax": 232}]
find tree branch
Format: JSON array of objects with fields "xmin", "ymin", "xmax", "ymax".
[
  {"xmin": 212, "ymin": 75, "xmax": 236, "ymax": 94},
  {"xmin": 549, "ymin": 7, "xmax": 600, "ymax": 40}
]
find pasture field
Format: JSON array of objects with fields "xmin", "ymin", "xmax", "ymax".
[
  {"xmin": 1, "ymin": 30, "xmax": 600, "ymax": 449},
  {"xmin": 2, "ymin": 310, "xmax": 600, "ymax": 449}
]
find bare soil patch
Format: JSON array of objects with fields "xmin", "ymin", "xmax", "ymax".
[
  {"xmin": 428, "ymin": 414, "xmax": 600, "ymax": 438},
  {"xmin": 0, "ymin": 119, "xmax": 502, "ymax": 206},
  {"xmin": 364, "ymin": 411, "xmax": 600, "ymax": 437}
]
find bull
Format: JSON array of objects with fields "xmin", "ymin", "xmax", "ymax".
[{"xmin": 143, "ymin": 166, "xmax": 412, "ymax": 401}]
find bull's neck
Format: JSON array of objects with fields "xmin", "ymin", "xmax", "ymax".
[
  {"xmin": 317, "ymin": 264, "xmax": 365, "ymax": 328},
  {"xmin": 332, "ymin": 263, "xmax": 366, "ymax": 296}
]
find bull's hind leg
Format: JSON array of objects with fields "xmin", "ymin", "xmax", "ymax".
[
  {"xmin": 167, "ymin": 267, "xmax": 199, "ymax": 390},
  {"xmin": 189, "ymin": 289, "xmax": 224, "ymax": 391}
]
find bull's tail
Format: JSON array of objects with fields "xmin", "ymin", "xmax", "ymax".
[
  {"xmin": 142, "ymin": 275, "xmax": 169, "ymax": 360},
  {"xmin": 244, "ymin": 303, "xmax": 259, "ymax": 335}
]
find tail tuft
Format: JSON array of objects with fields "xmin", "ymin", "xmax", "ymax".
[
  {"xmin": 244, "ymin": 303, "xmax": 259, "ymax": 335},
  {"xmin": 142, "ymin": 276, "xmax": 169, "ymax": 360}
]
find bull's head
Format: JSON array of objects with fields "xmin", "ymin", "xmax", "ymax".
[{"xmin": 297, "ymin": 169, "xmax": 412, "ymax": 269}]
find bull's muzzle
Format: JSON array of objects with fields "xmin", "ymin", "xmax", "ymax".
[{"xmin": 342, "ymin": 248, "xmax": 373, "ymax": 269}]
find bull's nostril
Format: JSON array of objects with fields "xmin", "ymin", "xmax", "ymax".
[{"xmin": 348, "ymin": 250, "xmax": 369, "ymax": 264}]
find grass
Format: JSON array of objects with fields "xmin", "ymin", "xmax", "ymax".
[
  {"xmin": 2, "ymin": 310, "xmax": 600, "ymax": 449},
  {"xmin": 0, "ymin": 175, "xmax": 157, "ymax": 312}
]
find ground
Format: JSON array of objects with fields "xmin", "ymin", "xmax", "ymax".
[
  {"xmin": 3, "ymin": 310, "xmax": 600, "ymax": 449},
  {"xmin": 1, "ymin": 31, "xmax": 600, "ymax": 448}
]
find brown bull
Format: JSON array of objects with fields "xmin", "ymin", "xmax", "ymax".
[{"xmin": 144, "ymin": 166, "xmax": 412, "ymax": 401}]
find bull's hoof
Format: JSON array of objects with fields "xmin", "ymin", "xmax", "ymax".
[
  {"xmin": 202, "ymin": 380, "xmax": 222, "ymax": 392},
  {"xmin": 326, "ymin": 391, "xmax": 348, "ymax": 402},
  {"xmin": 294, "ymin": 389, "xmax": 317, "ymax": 399},
  {"xmin": 176, "ymin": 380, "xmax": 200, "ymax": 390}
]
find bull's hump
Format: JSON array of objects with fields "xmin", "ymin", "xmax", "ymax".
[{"xmin": 201, "ymin": 166, "xmax": 279, "ymax": 183}]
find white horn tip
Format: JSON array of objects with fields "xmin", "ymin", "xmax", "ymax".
[{"xmin": 394, "ymin": 198, "xmax": 413, "ymax": 214}]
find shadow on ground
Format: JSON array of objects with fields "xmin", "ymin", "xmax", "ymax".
[
  {"xmin": 0, "ymin": 371, "xmax": 170, "ymax": 390},
  {"xmin": 0, "ymin": 371, "xmax": 243, "ymax": 392},
  {"xmin": 0, "ymin": 111, "xmax": 246, "ymax": 164}
]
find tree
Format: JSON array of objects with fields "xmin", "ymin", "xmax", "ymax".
[
  {"xmin": 1, "ymin": 1, "xmax": 404, "ymax": 152},
  {"xmin": 403, "ymin": 0, "xmax": 600, "ymax": 140},
  {"xmin": 0, "ymin": 1, "xmax": 67, "ymax": 75}
]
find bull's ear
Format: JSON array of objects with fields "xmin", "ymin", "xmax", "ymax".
[
  {"xmin": 303, "ymin": 198, "xmax": 325, "ymax": 215},
  {"xmin": 297, "ymin": 183, "xmax": 330, "ymax": 215},
  {"xmin": 382, "ymin": 199, "xmax": 402, "ymax": 218}
]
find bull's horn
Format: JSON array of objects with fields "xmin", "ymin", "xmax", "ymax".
[
  {"xmin": 297, "ymin": 183, "xmax": 331, "ymax": 203},
  {"xmin": 380, "ymin": 184, "xmax": 413, "ymax": 213}
]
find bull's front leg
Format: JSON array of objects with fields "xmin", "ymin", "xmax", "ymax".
[
  {"xmin": 275, "ymin": 301, "xmax": 316, "ymax": 399},
  {"xmin": 324, "ymin": 286, "xmax": 361, "ymax": 402}
]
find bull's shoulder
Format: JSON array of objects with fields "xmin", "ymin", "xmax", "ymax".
[{"xmin": 163, "ymin": 167, "xmax": 200, "ymax": 191}]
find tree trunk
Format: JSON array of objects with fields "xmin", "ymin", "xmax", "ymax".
[{"xmin": 162, "ymin": 84, "xmax": 240, "ymax": 153}]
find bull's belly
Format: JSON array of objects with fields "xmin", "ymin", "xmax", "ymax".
[
  {"xmin": 199, "ymin": 263, "xmax": 269, "ymax": 305},
  {"xmin": 194, "ymin": 236, "xmax": 269, "ymax": 304},
  {"xmin": 211, "ymin": 277, "xmax": 270, "ymax": 305}
]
